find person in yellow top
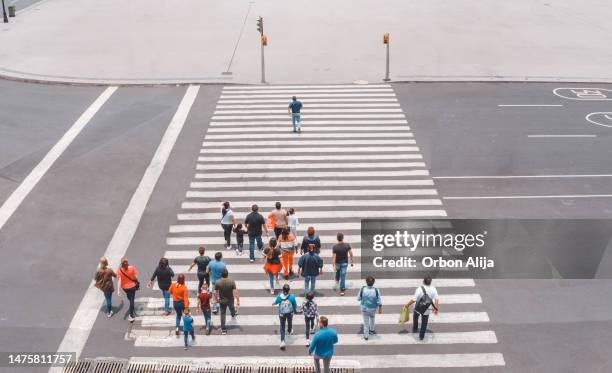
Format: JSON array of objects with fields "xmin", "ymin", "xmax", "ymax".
[
  {"xmin": 169, "ymin": 274, "xmax": 190, "ymax": 335},
  {"xmin": 278, "ymin": 227, "xmax": 298, "ymax": 280}
]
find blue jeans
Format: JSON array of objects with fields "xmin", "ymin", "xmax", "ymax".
[
  {"xmin": 248, "ymin": 234, "xmax": 263, "ymax": 260},
  {"xmin": 123, "ymin": 287, "xmax": 137, "ymax": 318},
  {"xmin": 173, "ymin": 300, "xmax": 184, "ymax": 328},
  {"xmin": 202, "ymin": 309, "xmax": 212, "ymax": 331},
  {"xmin": 292, "ymin": 113, "xmax": 301, "ymax": 131},
  {"xmin": 161, "ymin": 290, "xmax": 171, "ymax": 313},
  {"xmin": 268, "ymin": 272, "xmax": 277, "ymax": 291},
  {"xmin": 336, "ymin": 262, "xmax": 348, "ymax": 290},
  {"xmin": 279, "ymin": 313, "xmax": 293, "ymax": 342},
  {"xmin": 237, "ymin": 243, "xmax": 243, "ymax": 253},
  {"xmin": 103, "ymin": 291, "xmax": 113, "ymax": 313},
  {"xmin": 183, "ymin": 330, "xmax": 194, "ymax": 347},
  {"xmin": 304, "ymin": 275, "xmax": 317, "ymax": 294}
]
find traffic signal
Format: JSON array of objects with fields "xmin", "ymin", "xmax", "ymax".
[
  {"xmin": 383, "ymin": 33, "xmax": 390, "ymax": 44},
  {"xmin": 261, "ymin": 35, "xmax": 268, "ymax": 46},
  {"xmin": 256, "ymin": 16, "xmax": 264, "ymax": 35}
]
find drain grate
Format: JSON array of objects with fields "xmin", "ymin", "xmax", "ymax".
[
  {"xmin": 258, "ymin": 367, "xmax": 288, "ymax": 373},
  {"xmin": 126, "ymin": 362, "xmax": 157, "ymax": 373},
  {"xmin": 92, "ymin": 359, "xmax": 128, "ymax": 373},
  {"xmin": 223, "ymin": 366, "xmax": 252, "ymax": 373},
  {"xmin": 63, "ymin": 360, "xmax": 93, "ymax": 373},
  {"xmin": 160, "ymin": 363, "xmax": 192, "ymax": 373}
]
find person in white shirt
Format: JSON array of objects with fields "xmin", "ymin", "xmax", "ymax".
[{"xmin": 404, "ymin": 276, "xmax": 439, "ymax": 340}]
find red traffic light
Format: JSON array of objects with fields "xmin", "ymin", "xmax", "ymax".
[
  {"xmin": 383, "ymin": 33, "xmax": 390, "ymax": 44},
  {"xmin": 261, "ymin": 35, "xmax": 268, "ymax": 46}
]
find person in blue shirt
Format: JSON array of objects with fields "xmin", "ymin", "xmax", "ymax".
[
  {"xmin": 288, "ymin": 96, "xmax": 303, "ymax": 133},
  {"xmin": 357, "ymin": 276, "xmax": 383, "ymax": 340},
  {"xmin": 207, "ymin": 252, "xmax": 226, "ymax": 313},
  {"xmin": 308, "ymin": 316, "xmax": 338, "ymax": 373},
  {"xmin": 182, "ymin": 308, "xmax": 195, "ymax": 350},
  {"xmin": 272, "ymin": 284, "xmax": 298, "ymax": 350}
]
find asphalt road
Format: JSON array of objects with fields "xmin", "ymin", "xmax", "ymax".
[{"xmin": 1, "ymin": 80, "xmax": 612, "ymax": 372}]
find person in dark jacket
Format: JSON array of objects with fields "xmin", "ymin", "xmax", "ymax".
[
  {"xmin": 298, "ymin": 243, "xmax": 324, "ymax": 295},
  {"xmin": 95, "ymin": 257, "xmax": 117, "ymax": 318},
  {"xmin": 147, "ymin": 257, "xmax": 175, "ymax": 316},
  {"xmin": 300, "ymin": 226, "xmax": 321, "ymax": 254}
]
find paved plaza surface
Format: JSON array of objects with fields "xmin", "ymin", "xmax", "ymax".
[
  {"xmin": 1, "ymin": 0, "xmax": 612, "ymax": 84},
  {"xmin": 1, "ymin": 80, "xmax": 612, "ymax": 372}
]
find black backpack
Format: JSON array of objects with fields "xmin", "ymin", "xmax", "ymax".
[{"xmin": 415, "ymin": 286, "xmax": 437, "ymax": 315}]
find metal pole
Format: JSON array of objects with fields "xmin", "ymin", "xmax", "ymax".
[
  {"xmin": 2, "ymin": 0, "xmax": 8, "ymax": 23},
  {"xmin": 383, "ymin": 42, "xmax": 390, "ymax": 82},
  {"xmin": 260, "ymin": 42, "xmax": 266, "ymax": 84}
]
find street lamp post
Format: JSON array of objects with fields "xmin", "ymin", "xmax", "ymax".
[
  {"xmin": 2, "ymin": 0, "xmax": 9, "ymax": 23},
  {"xmin": 383, "ymin": 33, "xmax": 390, "ymax": 82}
]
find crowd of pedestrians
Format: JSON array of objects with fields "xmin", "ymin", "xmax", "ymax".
[{"xmin": 93, "ymin": 198, "xmax": 442, "ymax": 373}]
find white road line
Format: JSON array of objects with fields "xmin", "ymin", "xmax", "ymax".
[
  {"xmin": 0, "ymin": 86, "xmax": 117, "ymax": 231},
  {"xmin": 168, "ymin": 263, "xmax": 363, "ymax": 273},
  {"xmin": 223, "ymin": 85, "xmax": 391, "ymax": 90},
  {"xmin": 527, "ymin": 134, "xmax": 597, "ymax": 138},
  {"xmin": 199, "ymin": 146, "xmax": 420, "ymax": 154},
  {"xmin": 130, "ymin": 354, "xmax": 506, "ymax": 368},
  {"xmin": 158, "ymin": 278, "xmax": 474, "ymax": 290},
  {"xmin": 182, "ymin": 199, "xmax": 439, "ymax": 209},
  {"xmin": 214, "ymin": 108, "xmax": 402, "ymax": 114},
  {"xmin": 48, "ymin": 85, "xmax": 199, "ymax": 367},
  {"xmin": 177, "ymin": 209, "xmax": 447, "ymax": 220},
  {"xmin": 216, "ymin": 103, "xmax": 401, "ymax": 109},
  {"xmin": 497, "ymin": 104, "xmax": 563, "ymax": 107},
  {"xmin": 196, "ymin": 162, "xmax": 425, "ymax": 170},
  {"xmin": 138, "ymin": 312, "xmax": 489, "ymax": 327},
  {"xmin": 190, "ymin": 179, "xmax": 433, "ymax": 188},
  {"xmin": 220, "ymin": 94, "xmax": 396, "ymax": 99},
  {"xmin": 202, "ymin": 139, "xmax": 416, "ymax": 147},
  {"xmin": 209, "ymin": 120, "xmax": 408, "ymax": 126},
  {"xmin": 168, "ymin": 234, "xmax": 362, "ymax": 245},
  {"xmin": 142, "ymin": 294, "xmax": 481, "ymax": 308},
  {"xmin": 204, "ymin": 132, "xmax": 413, "ymax": 139},
  {"xmin": 186, "ymin": 188, "xmax": 436, "ymax": 198},
  {"xmin": 434, "ymin": 174, "xmax": 612, "ymax": 179},
  {"xmin": 193, "ymin": 170, "xmax": 429, "ymax": 179},
  {"xmin": 221, "ymin": 89, "xmax": 393, "ymax": 94},
  {"xmin": 135, "ymin": 331, "xmax": 497, "ymax": 347},
  {"xmin": 218, "ymin": 98, "xmax": 399, "ymax": 104},
  {"xmin": 208, "ymin": 126, "xmax": 410, "ymax": 132},
  {"xmin": 211, "ymin": 114, "xmax": 405, "ymax": 120},
  {"xmin": 444, "ymin": 194, "xmax": 612, "ymax": 200},
  {"xmin": 163, "ymin": 247, "xmax": 365, "ymax": 257},
  {"xmin": 197, "ymin": 154, "xmax": 422, "ymax": 162}
]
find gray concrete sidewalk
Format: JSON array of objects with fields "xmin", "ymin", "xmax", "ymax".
[{"xmin": 1, "ymin": 0, "xmax": 611, "ymax": 85}]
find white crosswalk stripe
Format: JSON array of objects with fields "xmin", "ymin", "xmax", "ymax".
[{"xmin": 128, "ymin": 84, "xmax": 504, "ymax": 369}]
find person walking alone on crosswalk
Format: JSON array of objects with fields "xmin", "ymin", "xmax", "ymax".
[
  {"xmin": 300, "ymin": 226, "xmax": 321, "ymax": 254},
  {"xmin": 357, "ymin": 276, "xmax": 382, "ymax": 340},
  {"xmin": 94, "ymin": 257, "xmax": 116, "ymax": 318},
  {"xmin": 187, "ymin": 246, "xmax": 210, "ymax": 293},
  {"xmin": 404, "ymin": 276, "xmax": 440, "ymax": 341},
  {"xmin": 264, "ymin": 237, "xmax": 283, "ymax": 294},
  {"xmin": 244, "ymin": 204, "xmax": 269, "ymax": 263},
  {"xmin": 169, "ymin": 273, "xmax": 190, "ymax": 335},
  {"xmin": 279, "ymin": 227, "xmax": 298, "ymax": 279},
  {"xmin": 117, "ymin": 258, "xmax": 139, "ymax": 322},
  {"xmin": 332, "ymin": 233, "xmax": 354, "ymax": 296},
  {"xmin": 273, "ymin": 283, "xmax": 298, "ymax": 350},
  {"xmin": 268, "ymin": 202, "xmax": 288, "ymax": 238},
  {"xmin": 308, "ymin": 316, "xmax": 338, "ymax": 373},
  {"xmin": 288, "ymin": 96, "xmax": 303, "ymax": 133},
  {"xmin": 147, "ymin": 257, "xmax": 175, "ymax": 316},
  {"xmin": 220, "ymin": 201, "xmax": 236, "ymax": 250},
  {"xmin": 298, "ymin": 243, "xmax": 324, "ymax": 295},
  {"xmin": 302, "ymin": 291, "xmax": 319, "ymax": 346}
]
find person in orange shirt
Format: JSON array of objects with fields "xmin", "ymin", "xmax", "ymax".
[
  {"xmin": 169, "ymin": 273, "xmax": 190, "ymax": 335},
  {"xmin": 279, "ymin": 227, "xmax": 297, "ymax": 279},
  {"xmin": 117, "ymin": 258, "xmax": 139, "ymax": 322}
]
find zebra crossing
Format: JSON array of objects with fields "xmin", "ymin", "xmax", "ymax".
[{"xmin": 128, "ymin": 84, "xmax": 505, "ymax": 370}]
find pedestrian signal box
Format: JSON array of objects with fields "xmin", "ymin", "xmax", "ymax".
[
  {"xmin": 383, "ymin": 33, "xmax": 390, "ymax": 44},
  {"xmin": 261, "ymin": 35, "xmax": 268, "ymax": 46}
]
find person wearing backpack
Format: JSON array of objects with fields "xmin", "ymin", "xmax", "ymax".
[
  {"xmin": 272, "ymin": 284, "xmax": 298, "ymax": 350},
  {"xmin": 357, "ymin": 276, "xmax": 382, "ymax": 340},
  {"xmin": 300, "ymin": 226, "xmax": 321, "ymax": 254},
  {"xmin": 404, "ymin": 276, "xmax": 439, "ymax": 340}
]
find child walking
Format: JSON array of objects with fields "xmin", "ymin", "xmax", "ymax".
[
  {"xmin": 197, "ymin": 283, "xmax": 213, "ymax": 335},
  {"xmin": 302, "ymin": 291, "xmax": 319, "ymax": 346},
  {"xmin": 233, "ymin": 223, "xmax": 247, "ymax": 256},
  {"xmin": 287, "ymin": 208, "xmax": 299, "ymax": 238},
  {"xmin": 182, "ymin": 308, "xmax": 195, "ymax": 350}
]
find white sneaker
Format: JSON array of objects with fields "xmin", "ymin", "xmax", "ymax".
[
  {"xmin": 270, "ymin": 289, "xmax": 275, "ymax": 295},
  {"xmin": 127, "ymin": 315, "xmax": 135, "ymax": 322},
  {"xmin": 107, "ymin": 311, "xmax": 114, "ymax": 318},
  {"xmin": 280, "ymin": 340, "xmax": 286, "ymax": 350},
  {"xmin": 249, "ymin": 259, "xmax": 255, "ymax": 263}
]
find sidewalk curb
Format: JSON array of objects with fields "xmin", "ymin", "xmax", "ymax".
[{"xmin": 2, "ymin": 67, "xmax": 612, "ymax": 87}]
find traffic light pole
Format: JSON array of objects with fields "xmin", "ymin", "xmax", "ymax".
[
  {"xmin": 260, "ymin": 41, "xmax": 266, "ymax": 84},
  {"xmin": 2, "ymin": 0, "xmax": 9, "ymax": 23},
  {"xmin": 384, "ymin": 39, "xmax": 390, "ymax": 82}
]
